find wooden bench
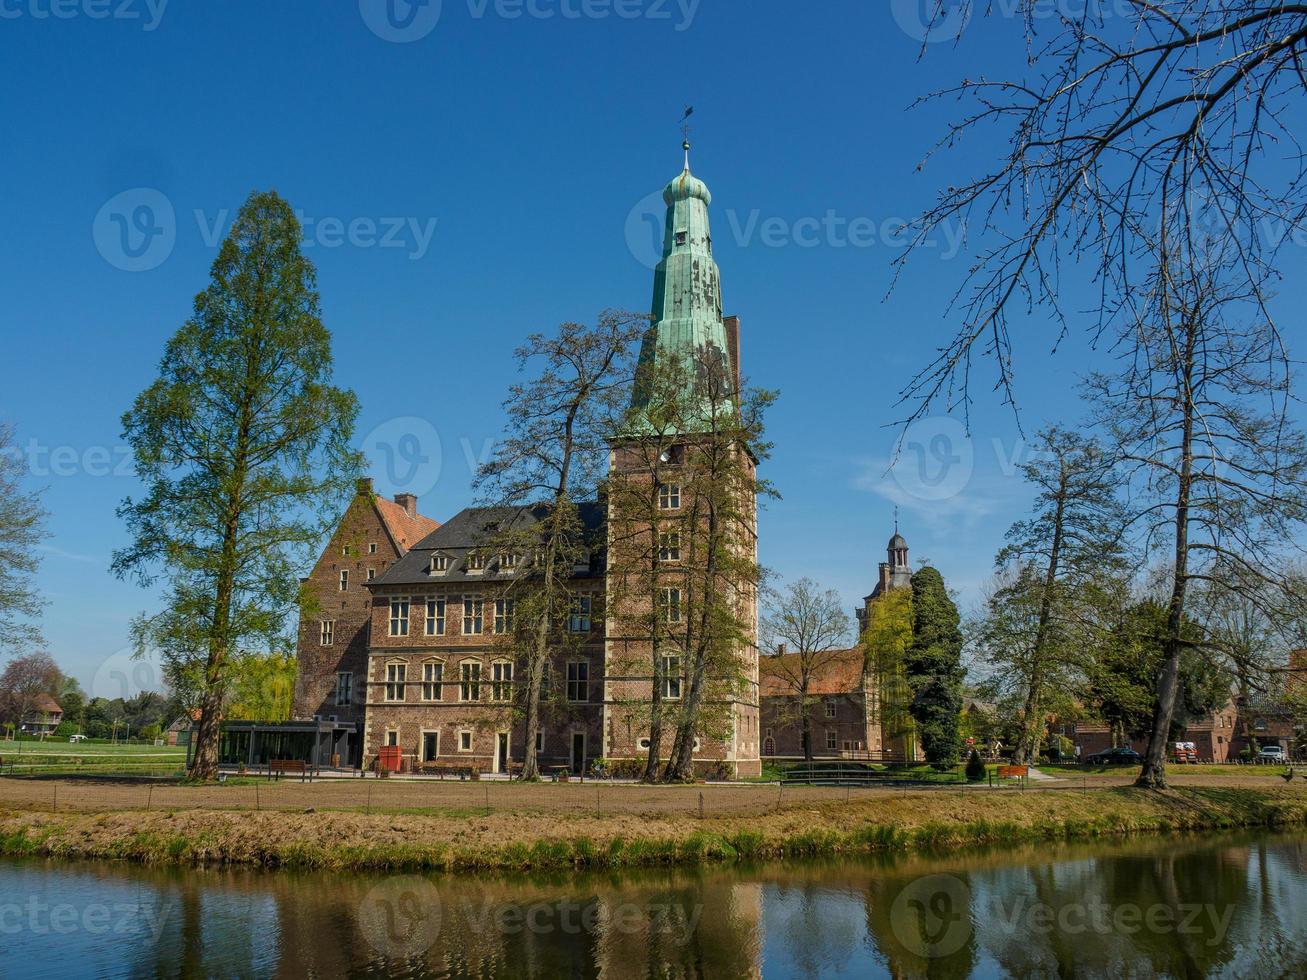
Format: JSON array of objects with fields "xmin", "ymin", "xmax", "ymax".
[
  {"xmin": 990, "ymin": 764, "xmax": 1029, "ymax": 787},
  {"xmin": 417, "ymin": 762, "xmax": 484, "ymax": 780},
  {"xmin": 267, "ymin": 759, "xmax": 313, "ymax": 782}
]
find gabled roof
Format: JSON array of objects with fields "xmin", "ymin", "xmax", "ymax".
[
  {"xmin": 31, "ymin": 694, "xmax": 62, "ymax": 714},
  {"xmin": 373, "ymin": 502, "xmax": 605, "ymax": 587},
  {"xmin": 374, "ymin": 496, "xmax": 441, "ymax": 552},
  {"xmin": 759, "ymin": 648, "xmax": 865, "ymax": 697}
]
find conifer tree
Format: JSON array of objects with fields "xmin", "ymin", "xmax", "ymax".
[{"xmin": 906, "ymin": 566, "xmax": 964, "ymax": 768}]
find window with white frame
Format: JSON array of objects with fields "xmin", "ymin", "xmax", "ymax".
[
  {"xmin": 467, "ymin": 552, "xmax": 486, "ymax": 571},
  {"xmin": 460, "ymin": 661, "xmax": 482, "ymax": 701},
  {"xmin": 494, "ymin": 598, "xmax": 514, "ymax": 634},
  {"xmin": 367, "ymin": 568, "xmax": 376, "ymax": 581},
  {"xmin": 463, "ymin": 597, "xmax": 483, "ymax": 635},
  {"xmin": 662, "ymin": 655, "xmax": 682, "ymax": 700},
  {"xmin": 500, "ymin": 553, "xmax": 518, "ymax": 570},
  {"xmin": 458, "ymin": 730, "xmax": 473, "ymax": 752},
  {"xmin": 339, "ymin": 569, "xmax": 349, "ymax": 591},
  {"xmin": 320, "ymin": 620, "xmax": 335, "ymax": 645},
  {"xmin": 389, "ymin": 597, "xmax": 410, "ymax": 637},
  {"xmin": 824, "ymin": 699, "xmax": 836, "ymax": 718},
  {"xmin": 660, "ymin": 587, "xmax": 682, "ymax": 623},
  {"xmin": 421, "ymin": 661, "xmax": 443, "ymax": 701},
  {"xmin": 826, "ymin": 730, "xmax": 837, "ymax": 751},
  {"xmin": 569, "ymin": 596, "xmax": 592, "ymax": 633},
  {"xmin": 425, "ymin": 597, "xmax": 445, "ymax": 636},
  {"xmin": 369, "ymin": 542, "xmax": 377, "ymax": 554},
  {"xmin": 658, "ymin": 531, "xmax": 681, "ymax": 562},
  {"xmin": 491, "ymin": 660, "xmax": 513, "ymax": 701},
  {"xmin": 430, "ymin": 554, "xmax": 449, "ymax": 574},
  {"xmin": 335, "ymin": 672, "xmax": 352, "ymax": 706},
  {"xmin": 658, "ymin": 483, "xmax": 681, "ymax": 509},
  {"xmin": 385, "ymin": 663, "xmax": 406, "ymax": 702},
  {"xmin": 566, "ymin": 661, "xmax": 589, "ymax": 703}
]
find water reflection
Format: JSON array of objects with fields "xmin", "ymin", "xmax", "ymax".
[{"xmin": 1, "ymin": 833, "xmax": 1303, "ymax": 978}]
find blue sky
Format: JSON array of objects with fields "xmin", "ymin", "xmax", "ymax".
[{"xmin": 2, "ymin": 1, "xmax": 1300, "ymax": 691}]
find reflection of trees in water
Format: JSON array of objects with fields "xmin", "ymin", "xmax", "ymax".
[{"xmin": 24, "ymin": 832, "xmax": 1307, "ymax": 978}]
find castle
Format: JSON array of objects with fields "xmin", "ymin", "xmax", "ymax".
[{"xmin": 273, "ymin": 149, "xmax": 906, "ymax": 776}]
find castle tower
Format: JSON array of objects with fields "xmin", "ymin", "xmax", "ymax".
[
  {"xmin": 856, "ymin": 523, "xmax": 913, "ymax": 634},
  {"xmin": 605, "ymin": 141, "xmax": 761, "ymax": 777}
]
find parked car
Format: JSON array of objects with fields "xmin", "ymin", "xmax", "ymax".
[
  {"xmin": 1084, "ymin": 746, "xmax": 1144, "ymax": 766},
  {"xmin": 1257, "ymin": 745, "xmax": 1286, "ymax": 762},
  {"xmin": 68, "ymin": 734, "xmax": 87, "ymax": 743}
]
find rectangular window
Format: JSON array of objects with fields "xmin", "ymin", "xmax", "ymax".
[
  {"xmin": 500, "ymin": 553, "xmax": 518, "ymax": 570},
  {"xmin": 369, "ymin": 542, "xmax": 377, "ymax": 554},
  {"xmin": 320, "ymin": 621, "xmax": 335, "ymax": 645},
  {"xmin": 658, "ymin": 531, "xmax": 681, "ymax": 562},
  {"xmin": 467, "ymin": 553, "xmax": 486, "ymax": 571},
  {"xmin": 385, "ymin": 663, "xmax": 406, "ymax": 702},
  {"xmin": 826, "ymin": 730, "xmax": 837, "ymax": 751},
  {"xmin": 386, "ymin": 730, "xmax": 398, "ymax": 747},
  {"xmin": 535, "ymin": 731, "xmax": 544, "ymax": 753},
  {"xmin": 335, "ymin": 672, "xmax": 352, "ymax": 706},
  {"xmin": 825, "ymin": 699, "xmax": 837, "ymax": 718},
  {"xmin": 660, "ymin": 588, "xmax": 682, "ymax": 623},
  {"xmin": 491, "ymin": 661, "xmax": 513, "ymax": 702},
  {"xmin": 422, "ymin": 662, "xmax": 443, "ymax": 701},
  {"xmin": 662, "ymin": 655, "xmax": 682, "ymax": 700},
  {"xmin": 658, "ymin": 483, "xmax": 681, "ymax": 509},
  {"xmin": 459, "ymin": 730, "xmax": 473, "ymax": 752},
  {"xmin": 425, "ymin": 598, "xmax": 445, "ymax": 636},
  {"xmin": 389, "ymin": 597, "xmax": 410, "ymax": 637},
  {"xmin": 494, "ymin": 599, "xmax": 514, "ymax": 634},
  {"xmin": 566, "ymin": 661, "xmax": 590, "ymax": 703},
  {"xmin": 367, "ymin": 568, "xmax": 376, "ymax": 581},
  {"xmin": 463, "ymin": 597, "xmax": 483, "ymax": 635},
  {"xmin": 569, "ymin": 596, "xmax": 592, "ymax": 633},
  {"xmin": 339, "ymin": 569, "xmax": 349, "ymax": 591},
  {"xmin": 460, "ymin": 661, "xmax": 482, "ymax": 701},
  {"xmin": 430, "ymin": 554, "xmax": 449, "ymax": 573}
]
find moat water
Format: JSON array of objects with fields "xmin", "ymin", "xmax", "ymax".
[{"xmin": 1, "ymin": 831, "xmax": 1304, "ymax": 978}]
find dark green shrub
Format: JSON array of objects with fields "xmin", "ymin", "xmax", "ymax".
[{"xmin": 965, "ymin": 749, "xmax": 986, "ymax": 783}]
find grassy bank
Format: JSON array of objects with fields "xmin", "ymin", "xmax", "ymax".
[{"xmin": 2, "ymin": 783, "xmax": 1304, "ymax": 874}]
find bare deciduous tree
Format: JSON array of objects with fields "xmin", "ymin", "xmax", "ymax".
[
  {"xmin": 0, "ymin": 422, "xmax": 48, "ymax": 652},
  {"xmin": 760, "ymin": 578, "xmax": 852, "ymax": 762}
]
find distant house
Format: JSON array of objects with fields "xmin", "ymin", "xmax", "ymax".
[
  {"xmin": 20, "ymin": 695, "xmax": 63, "ymax": 736},
  {"xmin": 1074, "ymin": 696, "xmax": 1299, "ymax": 762},
  {"xmin": 166, "ymin": 713, "xmax": 195, "ymax": 747}
]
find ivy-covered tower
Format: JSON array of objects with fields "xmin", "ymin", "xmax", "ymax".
[{"xmin": 604, "ymin": 143, "xmax": 761, "ymax": 778}]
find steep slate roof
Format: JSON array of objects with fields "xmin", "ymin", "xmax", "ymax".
[
  {"xmin": 759, "ymin": 648, "xmax": 866, "ymax": 698},
  {"xmin": 373, "ymin": 502, "xmax": 605, "ymax": 587},
  {"xmin": 375, "ymin": 496, "xmax": 441, "ymax": 552}
]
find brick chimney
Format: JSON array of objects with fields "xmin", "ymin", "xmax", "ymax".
[
  {"xmin": 776, "ymin": 642, "xmax": 787, "ymax": 656},
  {"xmin": 356, "ymin": 477, "xmax": 374, "ymax": 495},
  {"xmin": 393, "ymin": 493, "xmax": 418, "ymax": 517}
]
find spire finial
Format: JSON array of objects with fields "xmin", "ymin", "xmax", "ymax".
[
  {"xmin": 894, "ymin": 505, "xmax": 899, "ymax": 535},
  {"xmin": 680, "ymin": 105, "xmax": 695, "ymax": 171}
]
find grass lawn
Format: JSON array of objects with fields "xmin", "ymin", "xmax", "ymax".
[
  {"xmin": 0, "ymin": 740, "xmax": 187, "ymax": 776},
  {"xmin": 1037, "ymin": 763, "xmax": 1295, "ymax": 780}
]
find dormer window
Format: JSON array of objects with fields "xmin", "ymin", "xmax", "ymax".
[
  {"xmin": 467, "ymin": 553, "xmax": 486, "ymax": 572},
  {"xmin": 429, "ymin": 554, "xmax": 450, "ymax": 574},
  {"xmin": 500, "ymin": 553, "xmax": 518, "ymax": 570}
]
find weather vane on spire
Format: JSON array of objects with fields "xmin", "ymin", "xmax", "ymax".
[
  {"xmin": 894, "ymin": 505, "xmax": 900, "ymax": 534},
  {"xmin": 680, "ymin": 105, "xmax": 694, "ymax": 168}
]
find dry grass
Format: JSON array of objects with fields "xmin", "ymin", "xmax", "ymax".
[{"xmin": 2, "ymin": 775, "xmax": 1304, "ymax": 873}]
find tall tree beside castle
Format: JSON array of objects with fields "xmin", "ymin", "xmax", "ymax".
[
  {"xmin": 114, "ymin": 190, "xmax": 362, "ymax": 781},
  {"xmin": 906, "ymin": 566, "xmax": 964, "ymax": 767},
  {"xmin": 976, "ymin": 427, "xmax": 1125, "ymax": 763},
  {"xmin": 0, "ymin": 422, "xmax": 48, "ymax": 652},
  {"xmin": 476, "ymin": 312, "xmax": 645, "ymax": 780}
]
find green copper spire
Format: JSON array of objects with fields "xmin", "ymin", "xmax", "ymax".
[{"xmin": 630, "ymin": 141, "xmax": 733, "ymax": 427}]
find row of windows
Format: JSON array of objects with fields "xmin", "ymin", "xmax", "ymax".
[
  {"xmin": 384, "ymin": 729, "xmax": 559, "ymax": 759},
  {"xmin": 371, "ymin": 660, "xmax": 595, "ymax": 703},
  {"xmin": 317, "ymin": 596, "xmax": 595, "ymax": 645}
]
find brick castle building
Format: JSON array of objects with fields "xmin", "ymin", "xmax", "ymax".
[{"xmin": 288, "ymin": 145, "xmax": 763, "ymax": 776}]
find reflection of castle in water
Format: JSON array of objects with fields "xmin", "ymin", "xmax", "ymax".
[{"xmin": 12, "ymin": 833, "xmax": 1304, "ymax": 978}]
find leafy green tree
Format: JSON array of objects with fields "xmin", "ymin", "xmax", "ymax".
[
  {"xmin": 862, "ymin": 587, "xmax": 915, "ymax": 761},
  {"xmin": 0, "ymin": 422, "xmax": 48, "ymax": 652},
  {"xmin": 224, "ymin": 652, "xmax": 296, "ymax": 722},
  {"xmin": 113, "ymin": 190, "xmax": 362, "ymax": 780},
  {"xmin": 906, "ymin": 567, "xmax": 964, "ymax": 768}
]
